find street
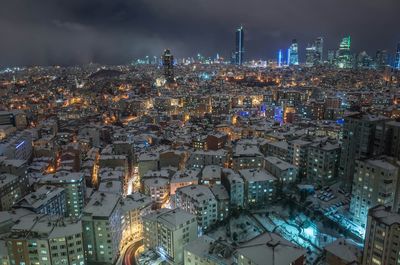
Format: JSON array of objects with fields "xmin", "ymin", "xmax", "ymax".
[{"xmin": 123, "ymin": 240, "xmax": 143, "ymax": 265}]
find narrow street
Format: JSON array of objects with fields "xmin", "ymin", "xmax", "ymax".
[{"xmin": 122, "ymin": 240, "xmax": 143, "ymax": 265}]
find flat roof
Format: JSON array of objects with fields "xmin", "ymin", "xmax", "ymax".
[
  {"xmin": 239, "ymin": 169, "xmax": 276, "ymax": 182},
  {"xmin": 265, "ymin": 156, "xmax": 297, "ymax": 171}
]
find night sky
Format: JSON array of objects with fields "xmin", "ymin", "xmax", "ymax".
[{"xmin": 1, "ymin": 0, "xmax": 399, "ymax": 67}]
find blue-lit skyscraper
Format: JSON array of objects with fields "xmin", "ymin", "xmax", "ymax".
[
  {"xmin": 235, "ymin": 26, "xmax": 244, "ymax": 65},
  {"xmin": 289, "ymin": 39, "xmax": 299, "ymax": 65},
  {"xmin": 395, "ymin": 42, "xmax": 400, "ymax": 70},
  {"xmin": 278, "ymin": 49, "xmax": 283, "ymax": 67}
]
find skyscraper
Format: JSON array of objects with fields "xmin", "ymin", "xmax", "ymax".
[
  {"xmin": 305, "ymin": 37, "xmax": 323, "ymax": 66},
  {"xmin": 305, "ymin": 45, "xmax": 317, "ymax": 66},
  {"xmin": 289, "ymin": 39, "xmax": 299, "ymax": 65},
  {"xmin": 315, "ymin": 37, "xmax": 324, "ymax": 63},
  {"xmin": 278, "ymin": 49, "xmax": 283, "ymax": 67},
  {"xmin": 336, "ymin": 36, "xmax": 352, "ymax": 69},
  {"xmin": 235, "ymin": 26, "xmax": 244, "ymax": 65},
  {"xmin": 395, "ymin": 42, "xmax": 400, "ymax": 70},
  {"xmin": 162, "ymin": 49, "xmax": 174, "ymax": 83}
]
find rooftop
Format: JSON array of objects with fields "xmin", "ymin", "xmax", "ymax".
[
  {"xmin": 143, "ymin": 208, "xmax": 196, "ymax": 230},
  {"xmin": 83, "ymin": 191, "xmax": 120, "ymax": 218},
  {"xmin": 236, "ymin": 232, "xmax": 306, "ymax": 265},
  {"xmin": 239, "ymin": 169, "xmax": 277, "ymax": 182}
]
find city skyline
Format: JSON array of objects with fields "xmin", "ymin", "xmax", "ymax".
[
  {"xmin": 2, "ymin": 1, "xmax": 400, "ymax": 265},
  {"xmin": 1, "ymin": 0, "xmax": 400, "ymax": 67}
]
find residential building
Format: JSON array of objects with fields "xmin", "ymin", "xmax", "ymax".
[
  {"xmin": 142, "ymin": 208, "xmax": 198, "ymax": 264},
  {"xmin": 362, "ymin": 205, "xmax": 400, "ymax": 265},
  {"xmin": 82, "ymin": 192, "xmax": 122, "ymax": 265},
  {"xmin": 264, "ymin": 156, "xmax": 298, "ymax": 183},
  {"xmin": 6, "ymin": 214, "xmax": 84, "ymax": 265},
  {"xmin": 37, "ymin": 171, "xmax": 86, "ymax": 218},
  {"xmin": 15, "ymin": 185, "xmax": 66, "ymax": 216},
  {"xmin": 239, "ymin": 169, "xmax": 276, "ymax": 208},
  {"xmin": 175, "ymin": 185, "xmax": 218, "ymax": 232},
  {"xmin": 350, "ymin": 157, "xmax": 400, "ymax": 229},
  {"xmin": 0, "ymin": 174, "xmax": 23, "ymax": 211},
  {"xmin": 307, "ymin": 140, "xmax": 340, "ymax": 186}
]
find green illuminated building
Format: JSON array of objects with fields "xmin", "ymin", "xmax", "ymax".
[{"xmin": 336, "ymin": 36, "xmax": 352, "ymax": 69}]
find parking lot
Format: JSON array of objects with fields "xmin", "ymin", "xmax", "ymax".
[{"xmin": 306, "ymin": 183, "xmax": 364, "ymax": 240}]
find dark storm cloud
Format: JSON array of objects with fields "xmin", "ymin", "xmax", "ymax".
[{"xmin": 0, "ymin": 0, "xmax": 399, "ymax": 67}]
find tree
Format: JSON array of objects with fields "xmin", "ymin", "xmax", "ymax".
[{"xmin": 232, "ymin": 232, "xmax": 238, "ymax": 241}]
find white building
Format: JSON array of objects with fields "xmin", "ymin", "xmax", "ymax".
[
  {"xmin": 6, "ymin": 213, "xmax": 85, "ymax": 265},
  {"xmin": 37, "ymin": 171, "xmax": 86, "ymax": 218},
  {"xmin": 0, "ymin": 132, "xmax": 32, "ymax": 161},
  {"xmin": 142, "ymin": 208, "xmax": 198, "ymax": 265},
  {"xmin": 232, "ymin": 144, "xmax": 263, "ymax": 171},
  {"xmin": 186, "ymin": 149, "xmax": 228, "ymax": 169},
  {"xmin": 362, "ymin": 205, "xmax": 400, "ymax": 265},
  {"xmin": 221, "ymin": 168, "xmax": 244, "ymax": 208},
  {"xmin": 175, "ymin": 185, "xmax": 218, "ymax": 232},
  {"xmin": 170, "ymin": 168, "xmax": 200, "ymax": 195},
  {"xmin": 264, "ymin": 156, "xmax": 298, "ymax": 183},
  {"xmin": 120, "ymin": 192, "xmax": 152, "ymax": 244},
  {"xmin": 350, "ymin": 157, "xmax": 400, "ymax": 228},
  {"xmin": 82, "ymin": 192, "xmax": 122, "ymax": 265},
  {"xmin": 239, "ymin": 169, "xmax": 277, "ymax": 208}
]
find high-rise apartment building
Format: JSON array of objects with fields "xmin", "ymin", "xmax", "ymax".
[
  {"xmin": 6, "ymin": 214, "xmax": 85, "ymax": 265},
  {"xmin": 82, "ymin": 192, "xmax": 122, "ymax": 265},
  {"xmin": 37, "ymin": 172, "xmax": 86, "ymax": 218},
  {"xmin": 362, "ymin": 205, "xmax": 400, "ymax": 265},
  {"xmin": 175, "ymin": 185, "xmax": 218, "ymax": 232},
  {"xmin": 307, "ymin": 140, "xmax": 340, "ymax": 186},
  {"xmin": 142, "ymin": 208, "xmax": 198, "ymax": 264},
  {"xmin": 350, "ymin": 157, "xmax": 400, "ymax": 228},
  {"xmin": 338, "ymin": 113, "xmax": 390, "ymax": 191}
]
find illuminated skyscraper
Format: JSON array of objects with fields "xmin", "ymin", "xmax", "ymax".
[
  {"xmin": 162, "ymin": 49, "xmax": 174, "ymax": 83},
  {"xmin": 395, "ymin": 42, "xmax": 400, "ymax": 70},
  {"xmin": 305, "ymin": 37, "xmax": 323, "ymax": 66},
  {"xmin": 277, "ymin": 49, "xmax": 283, "ymax": 67},
  {"xmin": 336, "ymin": 36, "xmax": 352, "ymax": 69},
  {"xmin": 289, "ymin": 39, "xmax": 299, "ymax": 65},
  {"xmin": 235, "ymin": 26, "xmax": 244, "ymax": 65},
  {"xmin": 315, "ymin": 37, "xmax": 324, "ymax": 63},
  {"xmin": 305, "ymin": 45, "xmax": 317, "ymax": 66}
]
